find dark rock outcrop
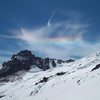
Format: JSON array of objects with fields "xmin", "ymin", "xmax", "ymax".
[
  {"xmin": 57, "ymin": 59, "xmax": 74, "ymax": 64},
  {"xmin": 66, "ymin": 59, "xmax": 75, "ymax": 63},
  {"xmin": 0, "ymin": 95, "xmax": 5, "ymax": 98},
  {"xmin": 52, "ymin": 60, "xmax": 56, "ymax": 67},
  {"xmin": 91, "ymin": 64, "xmax": 100, "ymax": 71},
  {"xmin": 57, "ymin": 60, "xmax": 64, "ymax": 64},
  {"xmin": 35, "ymin": 76, "xmax": 52, "ymax": 85},
  {"xmin": 56, "ymin": 72, "xmax": 66, "ymax": 76},
  {"xmin": 43, "ymin": 58, "xmax": 50, "ymax": 71},
  {"xmin": 0, "ymin": 50, "xmax": 33, "ymax": 78},
  {"xmin": 11, "ymin": 50, "xmax": 35, "ymax": 66}
]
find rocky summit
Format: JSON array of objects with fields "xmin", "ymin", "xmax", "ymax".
[{"xmin": 0, "ymin": 50, "xmax": 74, "ymax": 80}]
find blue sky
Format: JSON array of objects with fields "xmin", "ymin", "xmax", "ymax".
[{"xmin": 0, "ymin": 0, "xmax": 100, "ymax": 63}]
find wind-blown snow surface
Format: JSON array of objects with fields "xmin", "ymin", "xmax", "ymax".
[{"xmin": 0, "ymin": 52, "xmax": 100, "ymax": 100}]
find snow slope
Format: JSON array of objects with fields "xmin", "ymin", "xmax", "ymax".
[{"xmin": 0, "ymin": 52, "xmax": 100, "ymax": 100}]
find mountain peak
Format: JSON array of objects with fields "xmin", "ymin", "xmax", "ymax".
[{"xmin": 0, "ymin": 50, "xmax": 74, "ymax": 81}]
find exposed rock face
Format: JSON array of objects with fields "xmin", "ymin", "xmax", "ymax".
[
  {"xmin": 57, "ymin": 60, "xmax": 64, "ymax": 64},
  {"xmin": 0, "ymin": 50, "xmax": 33, "ymax": 78},
  {"xmin": 11, "ymin": 50, "xmax": 35, "ymax": 66},
  {"xmin": 56, "ymin": 72, "xmax": 66, "ymax": 76},
  {"xmin": 52, "ymin": 59, "xmax": 56, "ymax": 67},
  {"xmin": 57, "ymin": 59, "xmax": 74, "ymax": 64},
  {"xmin": 0, "ymin": 58, "xmax": 28, "ymax": 78},
  {"xmin": 66, "ymin": 59, "xmax": 75, "ymax": 63},
  {"xmin": 0, "ymin": 50, "xmax": 74, "ymax": 79},
  {"xmin": 91, "ymin": 64, "xmax": 100, "ymax": 71}
]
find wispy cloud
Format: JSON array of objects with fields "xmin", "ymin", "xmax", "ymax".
[
  {"xmin": 0, "ymin": 34, "xmax": 19, "ymax": 39},
  {"xmin": 1, "ymin": 11, "xmax": 99, "ymax": 60},
  {"xmin": 16, "ymin": 20, "xmax": 87, "ymax": 43},
  {"xmin": 47, "ymin": 8, "xmax": 58, "ymax": 26}
]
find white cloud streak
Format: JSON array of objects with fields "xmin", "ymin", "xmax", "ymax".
[
  {"xmin": 1, "ymin": 11, "xmax": 99, "ymax": 59},
  {"xmin": 0, "ymin": 34, "xmax": 19, "ymax": 39},
  {"xmin": 47, "ymin": 8, "xmax": 58, "ymax": 26}
]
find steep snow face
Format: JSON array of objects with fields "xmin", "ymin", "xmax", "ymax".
[{"xmin": 0, "ymin": 52, "xmax": 100, "ymax": 100}]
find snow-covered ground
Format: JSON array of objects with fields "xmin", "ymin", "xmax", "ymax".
[{"xmin": 0, "ymin": 52, "xmax": 100, "ymax": 100}]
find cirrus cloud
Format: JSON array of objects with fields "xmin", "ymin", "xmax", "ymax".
[{"xmin": 0, "ymin": 11, "xmax": 100, "ymax": 60}]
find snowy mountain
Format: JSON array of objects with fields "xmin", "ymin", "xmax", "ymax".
[
  {"xmin": 0, "ymin": 50, "xmax": 74, "ymax": 82},
  {"xmin": 0, "ymin": 51, "xmax": 100, "ymax": 100}
]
